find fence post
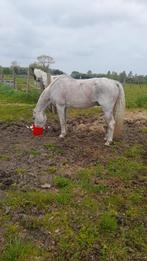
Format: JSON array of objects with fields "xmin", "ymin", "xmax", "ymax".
[
  {"xmin": 0, "ymin": 66, "xmax": 3, "ymax": 81},
  {"xmin": 12, "ymin": 69, "xmax": 16, "ymax": 89},
  {"xmin": 26, "ymin": 67, "xmax": 30, "ymax": 93}
]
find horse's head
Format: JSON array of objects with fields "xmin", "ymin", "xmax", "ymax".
[
  {"xmin": 33, "ymin": 108, "xmax": 47, "ymax": 127},
  {"xmin": 34, "ymin": 69, "xmax": 42, "ymax": 82},
  {"xmin": 34, "ymin": 69, "xmax": 47, "ymax": 89}
]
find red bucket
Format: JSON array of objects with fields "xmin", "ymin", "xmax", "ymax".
[{"xmin": 33, "ymin": 124, "xmax": 44, "ymax": 136}]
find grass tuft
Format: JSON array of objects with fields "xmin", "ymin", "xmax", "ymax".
[
  {"xmin": 108, "ymin": 156, "xmax": 145, "ymax": 180},
  {"xmin": 44, "ymin": 143, "xmax": 64, "ymax": 155},
  {"xmin": 53, "ymin": 176, "xmax": 72, "ymax": 188},
  {"xmin": 99, "ymin": 212, "xmax": 118, "ymax": 233},
  {"xmin": 1, "ymin": 237, "xmax": 42, "ymax": 261}
]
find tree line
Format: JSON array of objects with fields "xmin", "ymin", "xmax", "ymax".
[
  {"xmin": 1, "ymin": 65, "xmax": 147, "ymax": 84},
  {"xmin": 71, "ymin": 70, "xmax": 147, "ymax": 84},
  {"xmin": 0, "ymin": 66, "xmax": 64, "ymax": 76}
]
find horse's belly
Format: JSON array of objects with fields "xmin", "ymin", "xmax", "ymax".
[{"xmin": 67, "ymin": 99, "xmax": 96, "ymax": 108}]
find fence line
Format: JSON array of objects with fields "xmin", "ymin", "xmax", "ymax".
[
  {"xmin": 0, "ymin": 71, "xmax": 37, "ymax": 91},
  {"xmin": 0, "ymin": 79, "xmax": 15, "ymax": 88}
]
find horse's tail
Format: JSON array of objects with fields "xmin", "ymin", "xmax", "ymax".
[{"xmin": 113, "ymin": 82, "xmax": 125, "ymax": 138}]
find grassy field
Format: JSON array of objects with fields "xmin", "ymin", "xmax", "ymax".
[
  {"xmin": 0, "ymin": 83, "xmax": 147, "ymax": 260},
  {"xmin": 0, "ymin": 84, "xmax": 40, "ymax": 121},
  {"xmin": 125, "ymin": 84, "xmax": 147, "ymax": 108}
]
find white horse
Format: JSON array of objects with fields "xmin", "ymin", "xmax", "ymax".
[
  {"xmin": 33, "ymin": 75, "xmax": 125, "ymax": 146},
  {"xmin": 34, "ymin": 68, "xmax": 60, "ymax": 90}
]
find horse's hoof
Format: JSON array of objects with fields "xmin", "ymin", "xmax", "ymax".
[
  {"xmin": 104, "ymin": 142, "xmax": 110, "ymax": 146},
  {"xmin": 104, "ymin": 139, "xmax": 113, "ymax": 146},
  {"xmin": 59, "ymin": 134, "xmax": 66, "ymax": 139}
]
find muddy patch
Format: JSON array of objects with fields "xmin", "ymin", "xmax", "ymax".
[{"xmin": 0, "ymin": 112, "xmax": 147, "ymax": 190}]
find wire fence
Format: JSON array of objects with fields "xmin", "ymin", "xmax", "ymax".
[{"xmin": 0, "ymin": 71, "xmax": 38, "ymax": 92}]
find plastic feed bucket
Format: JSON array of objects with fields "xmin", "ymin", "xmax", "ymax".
[{"xmin": 33, "ymin": 125, "xmax": 44, "ymax": 136}]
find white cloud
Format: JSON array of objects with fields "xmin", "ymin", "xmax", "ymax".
[{"xmin": 0, "ymin": 0, "xmax": 147, "ymax": 73}]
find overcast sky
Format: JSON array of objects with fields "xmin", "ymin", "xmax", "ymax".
[{"xmin": 0, "ymin": 0, "xmax": 147, "ymax": 74}]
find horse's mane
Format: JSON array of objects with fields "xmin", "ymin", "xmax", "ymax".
[
  {"xmin": 34, "ymin": 68, "xmax": 46, "ymax": 75},
  {"xmin": 47, "ymin": 74, "xmax": 67, "ymax": 90},
  {"xmin": 34, "ymin": 68, "xmax": 66, "ymax": 80}
]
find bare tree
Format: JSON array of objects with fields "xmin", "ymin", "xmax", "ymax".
[
  {"xmin": 37, "ymin": 55, "xmax": 55, "ymax": 71},
  {"xmin": 37, "ymin": 54, "xmax": 55, "ymax": 85}
]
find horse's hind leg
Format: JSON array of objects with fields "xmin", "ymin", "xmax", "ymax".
[
  {"xmin": 103, "ymin": 109, "xmax": 115, "ymax": 146},
  {"xmin": 56, "ymin": 104, "xmax": 67, "ymax": 138}
]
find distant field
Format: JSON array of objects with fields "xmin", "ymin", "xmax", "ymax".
[{"xmin": 125, "ymin": 84, "xmax": 147, "ymax": 108}]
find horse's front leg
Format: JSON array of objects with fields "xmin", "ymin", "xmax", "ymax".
[{"xmin": 56, "ymin": 104, "xmax": 67, "ymax": 138}]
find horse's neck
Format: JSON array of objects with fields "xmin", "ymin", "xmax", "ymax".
[
  {"xmin": 35, "ymin": 88, "xmax": 50, "ymax": 113},
  {"xmin": 41, "ymin": 71, "xmax": 47, "ymax": 86}
]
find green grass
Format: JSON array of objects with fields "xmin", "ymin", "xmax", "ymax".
[
  {"xmin": 15, "ymin": 167, "xmax": 26, "ymax": 175},
  {"xmin": 75, "ymin": 166, "xmax": 108, "ymax": 193},
  {"xmin": 53, "ymin": 176, "xmax": 73, "ymax": 188},
  {"xmin": 0, "ymin": 84, "xmax": 40, "ymax": 104},
  {"xmin": 0, "ymin": 103, "xmax": 34, "ymax": 121},
  {"xmin": 124, "ymin": 144, "xmax": 144, "ymax": 158},
  {"xmin": 2, "ymin": 190, "xmax": 55, "ymax": 210},
  {"xmin": 108, "ymin": 156, "xmax": 145, "ymax": 181},
  {"xmin": 1, "ymin": 237, "xmax": 43, "ymax": 261},
  {"xmin": 47, "ymin": 166, "xmax": 57, "ymax": 174},
  {"xmin": 99, "ymin": 212, "xmax": 118, "ymax": 233},
  {"xmin": 29, "ymin": 149, "xmax": 41, "ymax": 157},
  {"xmin": 44, "ymin": 143, "xmax": 64, "ymax": 155},
  {"xmin": 125, "ymin": 84, "xmax": 147, "ymax": 108},
  {"xmin": 1, "ymin": 179, "xmax": 146, "ymax": 260}
]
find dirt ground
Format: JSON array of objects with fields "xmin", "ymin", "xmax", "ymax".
[{"xmin": 0, "ymin": 110, "xmax": 147, "ymax": 191}]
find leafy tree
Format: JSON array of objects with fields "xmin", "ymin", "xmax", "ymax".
[
  {"xmin": 51, "ymin": 69, "xmax": 64, "ymax": 75},
  {"xmin": 3, "ymin": 67, "xmax": 11, "ymax": 74},
  {"xmin": 71, "ymin": 71, "xmax": 81, "ymax": 79},
  {"xmin": 119, "ymin": 71, "xmax": 127, "ymax": 84},
  {"xmin": 87, "ymin": 70, "xmax": 92, "ymax": 75}
]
